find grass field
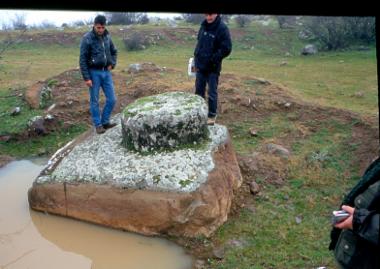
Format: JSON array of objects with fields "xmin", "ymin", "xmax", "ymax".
[{"xmin": 0, "ymin": 19, "xmax": 378, "ymax": 268}]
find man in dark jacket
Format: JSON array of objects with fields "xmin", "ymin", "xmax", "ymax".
[
  {"xmin": 79, "ymin": 15, "xmax": 117, "ymax": 134},
  {"xmin": 329, "ymin": 157, "xmax": 380, "ymax": 268},
  {"xmin": 194, "ymin": 13, "xmax": 232, "ymax": 125}
]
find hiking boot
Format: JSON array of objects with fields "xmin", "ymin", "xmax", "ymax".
[
  {"xmin": 102, "ymin": 122, "xmax": 117, "ymax": 129},
  {"xmin": 207, "ymin": 116, "xmax": 217, "ymax": 126},
  {"xmin": 95, "ymin": 125, "xmax": 106, "ymax": 134}
]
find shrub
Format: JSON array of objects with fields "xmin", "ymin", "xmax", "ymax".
[
  {"xmin": 106, "ymin": 12, "xmax": 149, "ymax": 25},
  {"xmin": 182, "ymin": 14, "xmax": 204, "ymax": 24},
  {"xmin": 276, "ymin": 16, "xmax": 297, "ymax": 29},
  {"xmin": 301, "ymin": 16, "xmax": 376, "ymax": 50},
  {"xmin": 234, "ymin": 15, "xmax": 251, "ymax": 28}
]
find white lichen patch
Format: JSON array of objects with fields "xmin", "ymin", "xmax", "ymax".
[
  {"xmin": 122, "ymin": 91, "xmax": 209, "ymax": 152},
  {"xmin": 37, "ymin": 118, "xmax": 228, "ymax": 193}
]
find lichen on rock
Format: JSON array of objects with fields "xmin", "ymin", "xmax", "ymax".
[
  {"xmin": 37, "ymin": 117, "xmax": 228, "ymax": 192},
  {"xmin": 121, "ymin": 91, "xmax": 209, "ymax": 152}
]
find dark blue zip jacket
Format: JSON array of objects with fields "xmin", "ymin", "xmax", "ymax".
[
  {"xmin": 79, "ymin": 28, "xmax": 117, "ymax": 81},
  {"xmin": 194, "ymin": 15, "xmax": 232, "ymax": 74}
]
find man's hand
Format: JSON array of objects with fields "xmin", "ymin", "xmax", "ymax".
[
  {"xmin": 85, "ymin": 80, "xmax": 93, "ymax": 87},
  {"xmin": 334, "ymin": 205, "xmax": 355, "ymax": 230}
]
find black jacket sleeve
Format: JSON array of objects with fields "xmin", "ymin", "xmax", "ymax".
[
  {"xmin": 109, "ymin": 37, "xmax": 117, "ymax": 68},
  {"xmin": 211, "ymin": 25, "xmax": 232, "ymax": 65},
  {"xmin": 79, "ymin": 36, "xmax": 91, "ymax": 81},
  {"xmin": 353, "ymin": 208, "xmax": 379, "ymax": 246}
]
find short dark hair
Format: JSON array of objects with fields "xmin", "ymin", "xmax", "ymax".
[{"xmin": 94, "ymin": 15, "xmax": 107, "ymax": 25}]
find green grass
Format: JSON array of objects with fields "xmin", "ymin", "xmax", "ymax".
[
  {"xmin": 210, "ymin": 119, "xmax": 360, "ymax": 269},
  {"xmin": 225, "ymin": 48, "xmax": 378, "ymax": 116},
  {"xmin": 0, "ymin": 21, "xmax": 378, "ymax": 269},
  {"xmin": 0, "ymin": 123, "xmax": 88, "ymax": 158},
  {"xmin": 0, "ymin": 87, "xmax": 44, "ymax": 135}
]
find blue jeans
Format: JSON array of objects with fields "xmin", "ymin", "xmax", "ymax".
[
  {"xmin": 88, "ymin": 69, "xmax": 117, "ymax": 127},
  {"xmin": 195, "ymin": 71, "xmax": 219, "ymax": 118}
]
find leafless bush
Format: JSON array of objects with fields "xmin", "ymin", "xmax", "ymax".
[
  {"xmin": 234, "ymin": 15, "xmax": 251, "ymax": 28},
  {"xmin": 276, "ymin": 16, "xmax": 297, "ymax": 29},
  {"xmin": 182, "ymin": 14, "xmax": 204, "ymax": 24},
  {"xmin": 106, "ymin": 12, "xmax": 149, "ymax": 25},
  {"xmin": 11, "ymin": 13, "xmax": 27, "ymax": 30}
]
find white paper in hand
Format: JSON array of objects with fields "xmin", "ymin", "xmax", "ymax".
[{"xmin": 188, "ymin": 57, "xmax": 196, "ymax": 77}]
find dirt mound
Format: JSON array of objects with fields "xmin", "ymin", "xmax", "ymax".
[
  {"xmin": 120, "ymin": 27, "xmax": 197, "ymax": 44},
  {"xmin": 0, "ymin": 155, "xmax": 14, "ymax": 168},
  {"xmin": 17, "ymin": 32, "xmax": 83, "ymax": 45}
]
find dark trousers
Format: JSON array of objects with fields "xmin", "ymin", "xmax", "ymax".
[{"xmin": 195, "ymin": 71, "xmax": 219, "ymax": 118}]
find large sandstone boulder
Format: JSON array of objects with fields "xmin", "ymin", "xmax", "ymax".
[{"xmin": 28, "ymin": 92, "xmax": 242, "ymax": 237}]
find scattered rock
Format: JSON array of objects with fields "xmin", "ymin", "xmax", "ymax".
[
  {"xmin": 295, "ymin": 215, "xmax": 303, "ymax": 224},
  {"xmin": 249, "ymin": 180, "xmax": 260, "ymax": 195},
  {"xmin": 284, "ymin": 102, "xmax": 292, "ymax": 108},
  {"xmin": 352, "ymin": 91, "xmax": 364, "ymax": 98},
  {"xmin": 126, "ymin": 62, "xmax": 165, "ymax": 74},
  {"xmin": 57, "ymin": 80, "xmax": 69, "ymax": 87},
  {"xmin": 257, "ymin": 78, "xmax": 270, "ymax": 85},
  {"xmin": 285, "ymin": 52, "xmax": 291, "ymax": 57},
  {"xmin": 249, "ymin": 128, "xmax": 258, "ymax": 137},
  {"xmin": 0, "ymin": 135, "xmax": 12, "ymax": 142},
  {"xmin": 301, "ymin": 44, "xmax": 318, "ymax": 55},
  {"xmin": 226, "ymin": 239, "xmax": 248, "ymax": 249},
  {"xmin": 28, "ymin": 116, "xmax": 48, "ymax": 136},
  {"xmin": 280, "ymin": 61, "xmax": 288, "ymax": 66},
  {"xmin": 232, "ymin": 94, "xmax": 241, "ymax": 102},
  {"xmin": 212, "ymin": 246, "xmax": 225, "ymax": 259},
  {"xmin": 127, "ymin": 63, "xmax": 142, "ymax": 73},
  {"xmin": 10, "ymin": 106, "xmax": 21, "ymax": 116},
  {"xmin": 266, "ymin": 143, "xmax": 291, "ymax": 159},
  {"xmin": 357, "ymin": 45, "xmax": 370, "ymax": 51},
  {"xmin": 44, "ymin": 114, "xmax": 55, "ymax": 121},
  {"xmin": 193, "ymin": 259, "xmax": 206, "ymax": 269}
]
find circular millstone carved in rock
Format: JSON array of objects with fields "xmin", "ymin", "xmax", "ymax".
[{"xmin": 121, "ymin": 91, "xmax": 208, "ymax": 152}]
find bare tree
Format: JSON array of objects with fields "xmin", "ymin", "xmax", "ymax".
[
  {"xmin": 11, "ymin": 13, "xmax": 27, "ymax": 30},
  {"xmin": 234, "ymin": 15, "xmax": 251, "ymax": 28},
  {"xmin": 40, "ymin": 20, "xmax": 56, "ymax": 29},
  {"xmin": 276, "ymin": 16, "xmax": 297, "ymax": 29},
  {"xmin": 0, "ymin": 28, "xmax": 27, "ymax": 60},
  {"xmin": 182, "ymin": 14, "xmax": 204, "ymax": 24},
  {"xmin": 105, "ymin": 12, "xmax": 148, "ymax": 25}
]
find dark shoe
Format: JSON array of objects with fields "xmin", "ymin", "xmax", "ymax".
[
  {"xmin": 102, "ymin": 122, "xmax": 117, "ymax": 129},
  {"xmin": 95, "ymin": 126, "xmax": 106, "ymax": 134},
  {"xmin": 207, "ymin": 116, "xmax": 217, "ymax": 125}
]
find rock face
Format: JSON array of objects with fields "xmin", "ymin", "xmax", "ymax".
[
  {"xmin": 301, "ymin": 44, "xmax": 318, "ymax": 55},
  {"xmin": 121, "ymin": 92, "xmax": 209, "ymax": 152},
  {"xmin": 28, "ymin": 92, "xmax": 242, "ymax": 238}
]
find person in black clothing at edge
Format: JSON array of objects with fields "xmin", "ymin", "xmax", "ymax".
[
  {"xmin": 193, "ymin": 13, "xmax": 232, "ymax": 125},
  {"xmin": 79, "ymin": 15, "xmax": 118, "ymax": 134},
  {"xmin": 329, "ymin": 156, "xmax": 380, "ymax": 268}
]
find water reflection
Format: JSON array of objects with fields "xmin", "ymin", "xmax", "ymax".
[{"xmin": 0, "ymin": 160, "xmax": 193, "ymax": 269}]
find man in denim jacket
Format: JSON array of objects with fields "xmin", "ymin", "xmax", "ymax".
[{"xmin": 79, "ymin": 15, "xmax": 117, "ymax": 134}]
